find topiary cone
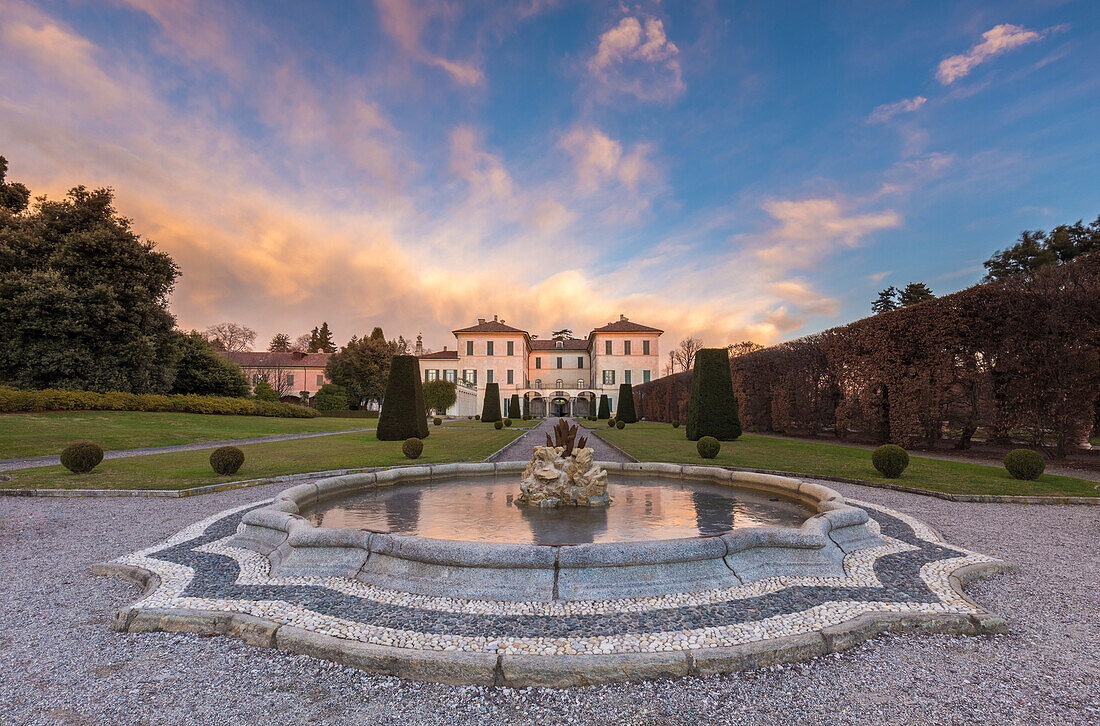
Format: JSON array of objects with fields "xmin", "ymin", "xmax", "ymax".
[
  {"xmin": 686, "ymin": 348, "xmax": 742, "ymax": 441},
  {"xmin": 481, "ymin": 382, "xmax": 502, "ymax": 423},
  {"xmin": 617, "ymin": 383, "xmax": 638, "ymax": 423},
  {"xmin": 377, "ymin": 355, "xmax": 430, "ymax": 441}
]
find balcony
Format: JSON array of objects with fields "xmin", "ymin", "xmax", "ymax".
[{"xmin": 525, "ymin": 381, "xmax": 595, "ymax": 391}]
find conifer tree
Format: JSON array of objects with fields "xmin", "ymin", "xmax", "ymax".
[
  {"xmin": 481, "ymin": 383, "xmax": 502, "ymax": 422},
  {"xmin": 597, "ymin": 395, "xmax": 610, "ymax": 419},
  {"xmin": 376, "ymin": 355, "xmax": 429, "ymax": 440},
  {"xmin": 686, "ymin": 348, "xmax": 742, "ymax": 441},
  {"xmin": 617, "ymin": 383, "xmax": 638, "ymax": 423}
]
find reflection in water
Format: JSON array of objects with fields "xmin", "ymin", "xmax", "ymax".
[{"xmin": 305, "ymin": 475, "xmax": 812, "ymax": 546}]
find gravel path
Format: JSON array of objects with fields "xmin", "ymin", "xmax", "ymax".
[
  {"xmin": 488, "ymin": 418, "xmax": 635, "ymax": 463},
  {"xmin": 0, "ymin": 428, "xmax": 376, "ymax": 472},
  {"xmin": 1, "ymin": 479, "xmax": 1097, "ymax": 725}
]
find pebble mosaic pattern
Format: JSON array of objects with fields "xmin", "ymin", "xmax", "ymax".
[{"xmin": 107, "ymin": 496, "xmax": 1001, "ymax": 657}]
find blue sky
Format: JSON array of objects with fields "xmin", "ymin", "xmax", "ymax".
[{"xmin": 1, "ymin": 1, "xmax": 1097, "ymax": 354}]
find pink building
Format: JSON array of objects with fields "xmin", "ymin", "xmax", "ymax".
[{"xmin": 220, "ymin": 351, "xmax": 332, "ymax": 403}]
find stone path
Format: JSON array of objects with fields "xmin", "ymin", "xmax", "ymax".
[
  {"xmin": 0, "ymin": 428, "xmax": 376, "ymax": 472},
  {"xmin": 488, "ymin": 418, "xmax": 635, "ymax": 463}
]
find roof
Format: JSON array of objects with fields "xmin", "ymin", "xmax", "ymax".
[
  {"xmin": 220, "ymin": 351, "xmax": 331, "ymax": 368},
  {"xmin": 452, "ymin": 319, "xmax": 529, "ymax": 335},
  {"xmin": 589, "ymin": 317, "xmax": 664, "ymax": 334},
  {"xmin": 530, "ymin": 339, "xmax": 589, "ymax": 350},
  {"xmin": 418, "ymin": 349, "xmax": 459, "ymax": 360}
]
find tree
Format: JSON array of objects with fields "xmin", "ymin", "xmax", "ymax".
[
  {"xmin": 314, "ymin": 322, "xmax": 336, "ymax": 353},
  {"xmin": 326, "ymin": 327, "xmax": 402, "ymax": 409},
  {"xmin": 0, "ymin": 174, "xmax": 180, "ymax": 393},
  {"xmin": 377, "ymin": 355, "xmax": 429, "ymax": 440},
  {"xmin": 170, "ymin": 331, "xmax": 249, "ymax": 397},
  {"xmin": 727, "ymin": 341, "xmax": 764, "ymax": 358},
  {"xmin": 897, "ymin": 282, "xmax": 935, "ymax": 307},
  {"xmin": 252, "ymin": 380, "xmax": 279, "ymax": 402},
  {"xmin": 424, "ymin": 379, "xmax": 457, "ymax": 415},
  {"xmin": 552, "ymin": 328, "xmax": 574, "ymax": 341},
  {"xmin": 672, "ymin": 337, "xmax": 703, "ymax": 373},
  {"xmin": 686, "ymin": 348, "xmax": 742, "ymax": 441},
  {"xmin": 204, "ymin": 322, "xmax": 256, "ymax": 353},
  {"xmin": 871, "ymin": 287, "xmax": 898, "ymax": 314},
  {"xmin": 509, "ymin": 394, "xmax": 521, "ymax": 418},
  {"xmin": 291, "ymin": 333, "xmax": 313, "ymax": 353},
  {"xmin": 313, "ymin": 383, "xmax": 349, "ymax": 412},
  {"xmin": 984, "ymin": 217, "xmax": 1099, "ymax": 281},
  {"xmin": 617, "ymin": 383, "xmax": 638, "ymax": 423},
  {"xmin": 597, "ymin": 394, "xmax": 611, "ymax": 419},
  {"xmin": 481, "ymin": 382, "xmax": 502, "ymax": 422},
  {"xmin": 268, "ymin": 333, "xmax": 292, "ymax": 352},
  {"xmin": 0, "ymin": 156, "xmax": 30, "ymax": 213}
]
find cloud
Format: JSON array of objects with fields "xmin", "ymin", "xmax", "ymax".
[
  {"xmin": 753, "ymin": 197, "xmax": 901, "ymax": 267},
  {"xmin": 559, "ymin": 126, "xmax": 655, "ymax": 192},
  {"xmin": 936, "ymin": 24, "xmax": 1045, "ymax": 84},
  {"xmin": 587, "ymin": 15, "xmax": 684, "ymax": 103},
  {"xmin": 449, "ymin": 126, "xmax": 513, "ymax": 200},
  {"xmin": 868, "ymin": 95, "xmax": 927, "ymax": 123},
  {"xmin": 374, "ymin": 0, "xmax": 484, "ymax": 85}
]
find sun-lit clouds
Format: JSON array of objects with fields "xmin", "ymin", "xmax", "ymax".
[
  {"xmin": 868, "ymin": 95, "xmax": 927, "ymax": 124},
  {"xmin": 753, "ymin": 198, "xmax": 901, "ymax": 267},
  {"xmin": 112, "ymin": 0, "xmax": 244, "ymax": 78},
  {"xmin": 449, "ymin": 126, "xmax": 513, "ymax": 200},
  {"xmin": 936, "ymin": 24, "xmax": 1047, "ymax": 84},
  {"xmin": 559, "ymin": 126, "xmax": 655, "ymax": 193},
  {"xmin": 374, "ymin": 0, "xmax": 483, "ymax": 86},
  {"xmin": 586, "ymin": 14, "xmax": 684, "ymax": 103}
]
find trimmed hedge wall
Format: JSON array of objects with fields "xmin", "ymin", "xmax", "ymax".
[
  {"xmin": 0, "ymin": 386, "xmax": 319, "ymax": 417},
  {"xmin": 617, "ymin": 383, "xmax": 638, "ymax": 423},
  {"xmin": 376, "ymin": 355, "xmax": 430, "ymax": 441},
  {"xmin": 481, "ymin": 383, "xmax": 502, "ymax": 423},
  {"xmin": 686, "ymin": 348, "xmax": 742, "ymax": 441}
]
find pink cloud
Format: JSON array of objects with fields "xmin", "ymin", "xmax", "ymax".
[
  {"xmin": 936, "ymin": 24, "xmax": 1045, "ymax": 84},
  {"xmin": 587, "ymin": 15, "xmax": 684, "ymax": 103},
  {"xmin": 868, "ymin": 95, "xmax": 927, "ymax": 123}
]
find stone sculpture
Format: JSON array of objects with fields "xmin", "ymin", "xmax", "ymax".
[{"xmin": 518, "ymin": 420, "xmax": 610, "ymax": 507}]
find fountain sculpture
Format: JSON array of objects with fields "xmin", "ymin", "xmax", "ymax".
[{"xmin": 517, "ymin": 419, "xmax": 610, "ymax": 507}]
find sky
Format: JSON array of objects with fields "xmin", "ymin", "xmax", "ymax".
[{"xmin": 1, "ymin": 1, "xmax": 1098, "ymax": 354}]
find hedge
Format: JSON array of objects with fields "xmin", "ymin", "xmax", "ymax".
[
  {"xmin": 376, "ymin": 355, "xmax": 430, "ymax": 441},
  {"xmin": 617, "ymin": 383, "xmax": 638, "ymax": 423},
  {"xmin": 0, "ymin": 386, "xmax": 319, "ymax": 417},
  {"xmin": 686, "ymin": 348, "xmax": 742, "ymax": 441},
  {"xmin": 509, "ymin": 394, "xmax": 521, "ymax": 419},
  {"xmin": 597, "ymin": 395, "xmax": 610, "ymax": 419},
  {"xmin": 481, "ymin": 383, "xmax": 502, "ymax": 423}
]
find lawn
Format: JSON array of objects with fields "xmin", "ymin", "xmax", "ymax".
[
  {"xmin": 594, "ymin": 422, "xmax": 1098, "ymax": 498},
  {"xmin": 4, "ymin": 428, "xmax": 522, "ymax": 491},
  {"xmin": 442, "ymin": 418, "xmax": 542, "ymax": 429},
  {"xmin": 0, "ymin": 411, "xmax": 373, "ymax": 459}
]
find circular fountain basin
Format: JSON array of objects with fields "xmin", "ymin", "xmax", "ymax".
[{"xmin": 231, "ymin": 461, "xmax": 883, "ymax": 602}]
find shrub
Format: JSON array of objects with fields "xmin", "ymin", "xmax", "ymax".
[
  {"xmin": 503, "ymin": 417, "xmax": 513, "ymax": 427},
  {"xmin": 0, "ymin": 386, "xmax": 319, "ymax": 418},
  {"xmin": 312, "ymin": 383, "xmax": 349, "ymax": 412},
  {"xmin": 616, "ymin": 419, "xmax": 626, "ymax": 430},
  {"xmin": 60, "ymin": 440, "xmax": 103, "ymax": 473},
  {"xmin": 377, "ymin": 356, "xmax": 430, "ymax": 441},
  {"xmin": 252, "ymin": 380, "xmax": 279, "ymax": 402},
  {"xmin": 672, "ymin": 420, "xmax": 680, "ymax": 428},
  {"xmin": 402, "ymin": 437, "xmax": 423, "ymax": 459},
  {"xmin": 433, "ymin": 417, "xmax": 442, "ymax": 426},
  {"xmin": 597, "ymin": 395, "xmax": 610, "ymax": 419},
  {"xmin": 494, "ymin": 420, "xmax": 504, "ymax": 430},
  {"xmin": 481, "ymin": 383, "xmax": 502, "ymax": 423},
  {"xmin": 872, "ymin": 444, "xmax": 910, "ymax": 478},
  {"xmin": 509, "ymin": 394, "xmax": 521, "ymax": 419},
  {"xmin": 617, "ymin": 383, "xmax": 638, "ymax": 423},
  {"xmin": 522, "ymin": 414, "xmax": 531, "ymax": 421},
  {"xmin": 423, "ymin": 379, "xmax": 458, "ymax": 416},
  {"xmin": 607, "ymin": 418, "xmax": 616, "ymax": 427},
  {"xmin": 697, "ymin": 436, "xmax": 721, "ymax": 459},
  {"xmin": 475, "ymin": 414, "xmax": 480, "ymax": 420},
  {"xmin": 1004, "ymin": 449, "xmax": 1045, "ymax": 480},
  {"xmin": 686, "ymin": 348, "xmax": 742, "ymax": 441},
  {"xmin": 209, "ymin": 446, "xmax": 244, "ymax": 475}
]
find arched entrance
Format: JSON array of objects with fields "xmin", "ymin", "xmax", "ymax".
[
  {"xmin": 526, "ymin": 392, "xmax": 546, "ymax": 417},
  {"xmin": 550, "ymin": 397, "xmax": 570, "ymax": 417}
]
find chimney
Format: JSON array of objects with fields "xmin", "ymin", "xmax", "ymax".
[
  {"xmin": 477, "ymin": 318, "xmax": 486, "ymax": 324},
  {"xmin": 493, "ymin": 314, "xmax": 498, "ymax": 322},
  {"xmin": 620, "ymin": 314, "xmax": 627, "ymax": 321},
  {"xmin": 443, "ymin": 346, "xmax": 448, "ymax": 351}
]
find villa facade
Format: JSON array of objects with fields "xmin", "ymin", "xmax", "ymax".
[
  {"xmin": 220, "ymin": 350, "xmax": 332, "ymax": 403},
  {"xmin": 418, "ymin": 315, "xmax": 662, "ymax": 418}
]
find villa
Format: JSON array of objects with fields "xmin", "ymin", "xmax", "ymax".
[
  {"xmin": 220, "ymin": 350, "xmax": 332, "ymax": 403},
  {"xmin": 418, "ymin": 314, "xmax": 662, "ymax": 417}
]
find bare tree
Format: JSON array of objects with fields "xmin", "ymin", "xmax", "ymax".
[
  {"xmin": 672, "ymin": 337, "xmax": 704, "ymax": 372},
  {"xmin": 250, "ymin": 358, "xmax": 296, "ymax": 398},
  {"xmin": 727, "ymin": 340, "xmax": 764, "ymax": 358},
  {"xmin": 291, "ymin": 333, "xmax": 313, "ymax": 353},
  {"xmin": 204, "ymin": 322, "xmax": 256, "ymax": 353}
]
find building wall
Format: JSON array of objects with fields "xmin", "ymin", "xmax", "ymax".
[
  {"xmin": 241, "ymin": 365, "xmax": 330, "ymax": 397},
  {"xmin": 591, "ymin": 332, "xmax": 660, "ymax": 413}
]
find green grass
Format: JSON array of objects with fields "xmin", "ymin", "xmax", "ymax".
[
  {"xmin": 0, "ymin": 411, "xmax": 373, "ymax": 459},
  {"xmin": 595, "ymin": 422, "xmax": 1098, "ymax": 498},
  {"xmin": 5, "ymin": 428, "xmax": 522, "ymax": 491},
  {"xmin": 442, "ymin": 418, "xmax": 542, "ymax": 428}
]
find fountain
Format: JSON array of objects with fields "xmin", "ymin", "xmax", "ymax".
[{"xmin": 517, "ymin": 419, "xmax": 610, "ymax": 507}]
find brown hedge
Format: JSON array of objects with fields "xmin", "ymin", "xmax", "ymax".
[{"xmin": 635, "ymin": 252, "xmax": 1100, "ymax": 457}]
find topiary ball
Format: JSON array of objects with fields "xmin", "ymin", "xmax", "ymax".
[
  {"xmin": 60, "ymin": 440, "xmax": 103, "ymax": 474},
  {"xmin": 607, "ymin": 418, "xmax": 616, "ymax": 427},
  {"xmin": 494, "ymin": 420, "xmax": 504, "ymax": 430},
  {"xmin": 872, "ymin": 444, "xmax": 909, "ymax": 478},
  {"xmin": 616, "ymin": 420, "xmax": 626, "ymax": 430},
  {"xmin": 697, "ymin": 436, "xmax": 721, "ymax": 459},
  {"xmin": 475, "ymin": 415, "xmax": 481, "ymax": 421},
  {"xmin": 1004, "ymin": 449, "xmax": 1044, "ymax": 480},
  {"xmin": 402, "ymin": 437, "xmax": 423, "ymax": 459},
  {"xmin": 672, "ymin": 420, "xmax": 680, "ymax": 428},
  {"xmin": 209, "ymin": 446, "xmax": 245, "ymax": 475},
  {"xmin": 503, "ymin": 418, "xmax": 513, "ymax": 427},
  {"xmin": 433, "ymin": 417, "xmax": 442, "ymax": 426}
]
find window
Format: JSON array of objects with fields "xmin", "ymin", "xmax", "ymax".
[
  {"xmin": 286, "ymin": 374, "xmax": 294, "ymax": 387},
  {"xmin": 556, "ymin": 357, "xmax": 562, "ymax": 369},
  {"xmin": 624, "ymin": 341, "xmax": 632, "ymax": 355},
  {"xmin": 534, "ymin": 378, "xmax": 542, "ymax": 388},
  {"xmin": 643, "ymin": 369, "xmax": 651, "ymax": 383},
  {"xmin": 464, "ymin": 369, "xmax": 476, "ymax": 385},
  {"xmin": 487, "ymin": 370, "xmax": 494, "ymax": 383},
  {"xmin": 602, "ymin": 370, "xmax": 615, "ymax": 385},
  {"xmin": 624, "ymin": 370, "xmax": 632, "ymax": 384},
  {"xmin": 535, "ymin": 357, "xmax": 541, "ymax": 369},
  {"xmin": 487, "ymin": 341, "xmax": 494, "ymax": 356},
  {"xmin": 426, "ymin": 369, "xmax": 439, "ymax": 381},
  {"xmin": 555, "ymin": 379, "xmax": 563, "ymax": 389},
  {"xmin": 577, "ymin": 379, "xmax": 584, "ymax": 389},
  {"xmin": 507, "ymin": 341, "xmax": 514, "ymax": 356},
  {"xmin": 507, "ymin": 369, "xmax": 514, "ymax": 384},
  {"xmin": 643, "ymin": 340, "xmax": 650, "ymax": 355},
  {"xmin": 316, "ymin": 374, "xmax": 324, "ymax": 386},
  {"xmin": 466, "ymin": 341, "xmax": 473, "ymax": 356},
  {"xmin": 605, "ymin": 340, "xmax": 612, "ymax": 355},
  {"xmin": 555, "ymin": 340, "xmax": 563, "ymax": 349},
  {"xmin": 444, "ymin": 370, "xmax": 457, "ymax": 382},
  {"xmin": 577, "ymin": 357, "xmax": 584, "ymax": 368}
]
